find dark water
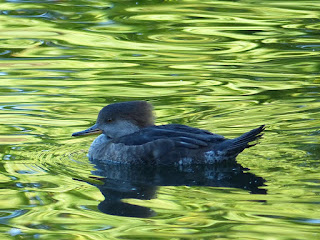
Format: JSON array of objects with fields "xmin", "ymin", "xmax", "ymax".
[{"xmin": 0, "ymin": 0, "xmax": 319, "ymax": 239}]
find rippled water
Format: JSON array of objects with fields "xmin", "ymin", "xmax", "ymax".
[{"xmin": 0, "ymin": 0, "xmax": 319, "ymax": 239}]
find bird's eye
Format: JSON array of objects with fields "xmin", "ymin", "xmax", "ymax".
[{"xmin": 106, "ymin": 118, "xmax": 113, "ymax": 123}]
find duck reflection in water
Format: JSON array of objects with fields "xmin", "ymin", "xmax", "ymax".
[
  {"xmin": 72, "ymin": 101, "xmax": 266, "ymax": 217},
  {"xmin": 80, "ymin": 161, "xmax": 267, "ymax": 218}
]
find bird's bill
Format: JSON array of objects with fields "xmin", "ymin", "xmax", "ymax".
[{"xmin": 72, "ymin": 124, "xmax": 102, "ymax": 137}]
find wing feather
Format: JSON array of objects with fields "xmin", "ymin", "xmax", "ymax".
[{"xmin": 113, "ymin": 124, "xmax": 225, "ymax": 149}]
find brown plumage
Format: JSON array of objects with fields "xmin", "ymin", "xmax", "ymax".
[{"xmin": 72, "ymin": 101, "xmax": 265, "ymax": 165}]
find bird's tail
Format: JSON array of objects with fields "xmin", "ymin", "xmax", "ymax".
[{"xmin": 224, "ymin": 125, "xmax": 265, "ymax": 156}]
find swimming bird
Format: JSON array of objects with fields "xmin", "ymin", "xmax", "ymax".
[{"xmin": 72, "ymin": 101, "xmax": 264, "ymax": 165}]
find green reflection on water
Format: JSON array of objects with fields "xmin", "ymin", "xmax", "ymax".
[{"xmin": 0, "ymin": 0, "xmax": 319, "ymax": 239}]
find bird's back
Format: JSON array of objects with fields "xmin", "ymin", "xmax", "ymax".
[{"xmin": 88, "ymin": 124, "xmax": 264, "ymax": 165}]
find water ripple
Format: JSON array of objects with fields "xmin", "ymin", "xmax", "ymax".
[{"xmin": 0, "ymin": 0, "xmax": 319, "ymax": 239}]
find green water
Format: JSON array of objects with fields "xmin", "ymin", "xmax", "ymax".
[{"xmin": 0, "ymin": 0, "xmax": 319, "ymax": 239}]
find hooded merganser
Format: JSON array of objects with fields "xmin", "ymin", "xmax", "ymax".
[{"xmin": 72, "ymin": 101, "xmax": 265, "ymax": 165}]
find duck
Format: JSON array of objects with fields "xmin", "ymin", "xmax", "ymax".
[{"xmin": 72, "ymin": 101, "xmax": 265, "ymax": 165}]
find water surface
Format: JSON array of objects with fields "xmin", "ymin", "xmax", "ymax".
[{"xmin": 0, "ymin": 0, "xmax": 319, "ymax": 239}]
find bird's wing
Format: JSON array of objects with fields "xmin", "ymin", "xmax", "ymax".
[{"xmin": 113, "ymin": 124, "xmax": 226, "ymax": 149}]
